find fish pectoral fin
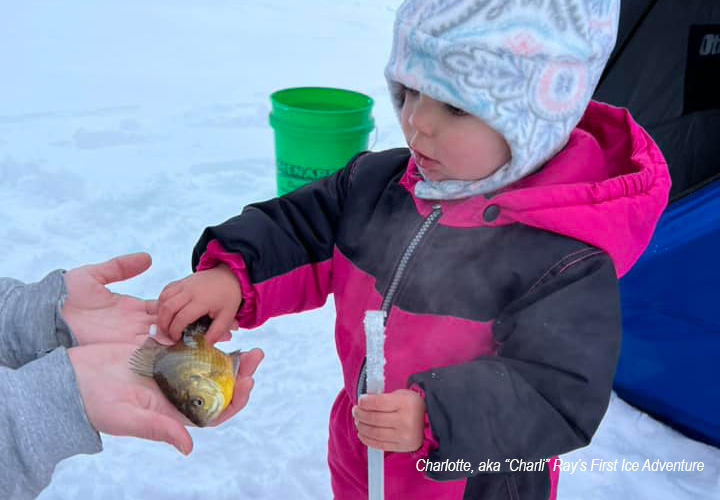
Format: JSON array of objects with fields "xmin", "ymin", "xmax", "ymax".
[
  {"xmin": 128, "ymin": 338, "xmax": 163, "ymax": 378},
  {"xmin": 229, "ymin": 350, "xmax": 243, "ymax": 378}
]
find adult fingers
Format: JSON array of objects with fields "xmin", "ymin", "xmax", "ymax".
[
  {"xmin": 145, "ymin": 299, "xmax": 158, "ymax": 315},
  {"xmin": 90, "ymin": 252, "xmax": 153, "ymax": 285},
  {"xmin": 209, "ymin": 350, "xmax": 263, "ymax": 426},
  {"xmin": 236, "ymin": 348, "xmax": 264, "ymax": 377},
  {"xmin": 136, "ymin": 329, "xmax": 175, "ymax": 346},
  {"xmin": 114, "ymin": 296, "xmax": 158, "ymax": 325},
  {"xmin": 119, "ymin": 405, "xmax": 193, "ymax": 455},
  {"xmin": 211, "ymin": 377, "xmax": 255, "ymax": 426},
  {"xmin": 134, "ymin": 334, "xmax": 150, "ymax": 346}
]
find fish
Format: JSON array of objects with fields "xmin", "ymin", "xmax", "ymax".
[{"xmin": 129, "ymin": 315, "xmax": 241, "ymax": 427}]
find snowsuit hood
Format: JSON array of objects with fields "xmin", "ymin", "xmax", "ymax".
[{"xmin": 401, "ymin": 101, "xmax": 672, "ymax": 277}]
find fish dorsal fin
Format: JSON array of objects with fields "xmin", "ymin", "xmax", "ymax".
[
  {"xmin": 229, "ymin": 350, "xmax": 243, "ymax": 378},
  {"xmin": 183, "ymin": 331, "xmax": 198, "ymax": 348},
  {"xmin": 182, "ymin": 315, "xmax": 212, "ymax": 347},
  {"xmin": 128, "ymin": 337, "xmax": 164, "ymax": 378}
]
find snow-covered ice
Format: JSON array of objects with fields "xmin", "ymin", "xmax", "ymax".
[{"xmin": 1, "ymin": 1, "xmax": 718, "ymax": 498}]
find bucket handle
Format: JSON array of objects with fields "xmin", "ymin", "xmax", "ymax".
[{"xmin": 369, "ymin": 126, "xmax": 378, "ymax": 150}]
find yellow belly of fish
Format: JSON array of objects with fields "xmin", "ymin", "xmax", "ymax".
[
  {"xmin": 215, "ymin": 371, "xmax": 235, "ymax": 412},
  {"xmin": 206, "ymin": 349, "xmax": 235, "ymax": 413}
]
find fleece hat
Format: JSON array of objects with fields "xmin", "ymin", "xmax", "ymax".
[{"xmin": 385, "ymin": 0, "xmax": 621, "ymax": 198}]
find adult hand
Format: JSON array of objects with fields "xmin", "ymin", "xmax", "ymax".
[
  {"xmin": 67, "ymin": 342, "xmax": 264, "ymax": 455},
  {"xmin": 62, "ymin": 252, "xmax": 158, "ymax": 345},
  {"xmin": 353, "ymin": 389, "xmax": 426, "ymax": 452}
]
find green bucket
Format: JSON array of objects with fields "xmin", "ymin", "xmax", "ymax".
[{"xmin": 269, "ymin": 87, "xmax": 375, "ymax": 195}]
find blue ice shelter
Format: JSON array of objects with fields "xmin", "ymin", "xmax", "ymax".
[{"xmin": 593, "ymin": 0, "xmax": 720, "ymax": 447}]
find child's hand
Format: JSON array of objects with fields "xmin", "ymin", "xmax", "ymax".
[
  {"xmin": 352, "ymin": 389, "xmax": 425, "ymax": 452},
  {"xmin": 157, "ymin": 264, "xmax": 242, "ymax": 343}
]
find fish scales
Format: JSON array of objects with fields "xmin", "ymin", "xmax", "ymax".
[{"xmin": 129, "ymin": 315, "xmax": 242, "ymax": 427}]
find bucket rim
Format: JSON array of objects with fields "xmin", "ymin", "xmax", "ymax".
[
  {"xmin": 270, "ymin": 86, "xmax": 374, "ymax": 115},
  {"xmin": 269, "ymin": 113, "xmax": 375, "ymax": 135}
]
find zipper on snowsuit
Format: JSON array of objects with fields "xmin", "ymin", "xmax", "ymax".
[{"xmin": 356, "ymin": 204, "xmax": 442, "ymax": 401}]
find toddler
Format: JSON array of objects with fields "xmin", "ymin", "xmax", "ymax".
[{"xmin": 157, "ymin": 1, "xmax": 671, "ymax": 498}]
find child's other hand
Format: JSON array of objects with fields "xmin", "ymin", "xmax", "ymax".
[
  {"xmin": 352, "ymin": 389, "xmax": 425, "ymax": 452},
  {"xmin": 157, "ymin": 264, "xmax": 242, "ymax": 344}
]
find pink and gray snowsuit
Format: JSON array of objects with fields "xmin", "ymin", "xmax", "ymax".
[{"xmin": 195, "ymin": 101, "xmax": 670, "ymax": 499}]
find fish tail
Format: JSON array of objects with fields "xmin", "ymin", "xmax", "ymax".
[{"xmin": 128, "ymin": 337, "xmax": 164, "ymax": 378}]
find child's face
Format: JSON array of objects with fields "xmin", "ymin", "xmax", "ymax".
[{"xmin": 400, "ymin": 87, "xmax": 511, "ymax": 182}]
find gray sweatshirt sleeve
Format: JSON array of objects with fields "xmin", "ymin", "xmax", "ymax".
[
  {"xmin": 0, "ymin": 348, "xmax": 103, "ymax": 500},
  {"xmin": 0, "ymin": 270, "xmax": 78, "ymax": 369}
]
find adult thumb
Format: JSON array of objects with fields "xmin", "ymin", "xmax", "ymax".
[{"xmin": 91, "ymin": 252, "xmax": 153, "ymax": 285}]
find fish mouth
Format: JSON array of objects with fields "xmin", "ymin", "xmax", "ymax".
[
  {"xmin": 204, "ymin": 395, "xmax": 224, "ymax": 424},
  {"xmin": 187, "ymin": 396, "xmax": 223, "ymax": 427},
  {"xmin": 187, "ymin": 412, "xmax": 206, "ymax": 427}
]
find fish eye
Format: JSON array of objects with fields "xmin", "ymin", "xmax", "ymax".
[{"xmin": 191, "ymin": 397, "xmax": 204, "ymax": 407}]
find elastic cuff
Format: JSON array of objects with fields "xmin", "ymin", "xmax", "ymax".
[
  {"xmin": 55, "ymin": 270, "xmax": 80, "ymax": 348},
  {"xmin": 408, "ymin": 384, "xmax": 439, "ymax": 459},
  {"xmin": 196, "ymin": 239, "xmax": 257, "ymax": 322}
]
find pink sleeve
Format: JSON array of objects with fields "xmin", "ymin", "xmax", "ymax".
[
  {"xmin": 196, "ymin": 238, "xmax": 334, "ymax": 328},
  {"xmin": 409, "ymin": 384, "xmax": 440, "ymax": 459},
  {"xmin": 196, "ymin": 239, "xmax": 259, "ymax": 327}
]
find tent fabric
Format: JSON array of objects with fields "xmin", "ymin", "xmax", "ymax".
[
  {"xmin": 594, "ymin": 0, "xmax": 720, "ymax": 200},
  {"xmin": 615, "ymin": 180, "xmax": 720, "ymax": 448},
  {"xmin": 593, "ymin": 0, "xmax": 720, "ymax": 448}
]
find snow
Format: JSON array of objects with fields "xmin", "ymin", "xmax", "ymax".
[{"xmin": 1, "ymin": 1, "xmax": 718, "ymax": 498}]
